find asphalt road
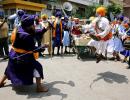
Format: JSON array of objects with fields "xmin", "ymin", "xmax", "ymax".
[{"xmin": 0, "ymin": 53, "xmax": 130, "ymax": 100}]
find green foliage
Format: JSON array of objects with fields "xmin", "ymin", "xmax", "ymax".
[
  {"xmin": 84, "ymin": 3, "xmax": 122, "ymax": 19},
  {"xmin": 85, "ymin": 4, "xmax": 102, "ymax": 19},
  {"xmin": 85, "ymin": 5, "xmax": 95, "ymax": 18},
  {"xmin": 71, "ymin": 11, "xmax": 81, "ymax": 18},
  {"xmin": 107, "ymin": 3, "xmax": 122, "ymax": 15},
  {"xmin": 107, "ymin": 3, "xmax": 122, "ymax": 20}
]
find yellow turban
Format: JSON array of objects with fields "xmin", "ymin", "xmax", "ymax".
[
  {"xmin": 96, "ymin": 6, "xmax": 107, "ymax": 17},
  {"xmin": 89, "ymin": 16, "xmax": 95, "ymax": 21},
  {"xmin": 51, "ymin": 16, "xmax": 55, "ymax": 19},
  {"xmin": 41, "ymin": 14, "xmax": 48, "ymax": 19}
]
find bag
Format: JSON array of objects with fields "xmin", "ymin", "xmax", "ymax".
[{"xmin": 123, "ymin": 37, "xmax": 130, "ymax": 50}]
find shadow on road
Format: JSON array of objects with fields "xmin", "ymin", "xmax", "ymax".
[
  {"xmin": 90, "ymin": 71, "xmax": 129, "ymax": 88},
  {"xmin": 78, "ymin": 58, "xmax": 96, "ymax": 62},
  {"xmin": 12, "ymin": 80, "xmax": 75, "ymax": 100},
  {"xmin": 39, "ymin": 54, "xmax": 76, "ymax": 60}
]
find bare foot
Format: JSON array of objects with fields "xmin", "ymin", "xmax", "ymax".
[
  {"xmin": 36, "ymin": 86, "xmax": 48, "ymax": 93},
  {"xmin": 121, "ymin": 59, "xmax": 128, "ymax": 63},
  {"xmin": 0, "ymin": 82, "xmax": 6, "ymax": 88}
]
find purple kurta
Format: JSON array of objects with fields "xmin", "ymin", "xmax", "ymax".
[
  {"xmin": 53, "ymin": 22, "xmax": 63, "ymax": 47},
  {"xmin": 5, "ymin": 27, "xmax": 46, "ymax": 86}
]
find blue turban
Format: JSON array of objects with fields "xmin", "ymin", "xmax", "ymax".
[
  {"xmin": 55, "ymin": 11, "xmax": 62, "ymax": 18},
  {"xmin": 21, "ymin": 14, "xmax": 35, "ymax": 28}
]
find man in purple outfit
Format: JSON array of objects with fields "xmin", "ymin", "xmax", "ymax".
[{"xmin": 0, "ymin": 14, "xmax": 49, "ymax": 92}]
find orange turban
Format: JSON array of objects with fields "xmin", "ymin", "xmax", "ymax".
[
  {"xmin": 123, "ymin": 23, "xmax": 129, "ymax": 29},
  {"xmin": 96, "ymin": 6, "xmax": 107, "ymax": 17}
]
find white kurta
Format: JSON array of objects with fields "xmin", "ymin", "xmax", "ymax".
[
  {"xmin": 107, "ymin": 23, "xmax": 125, "ymax": 54},
  {"xmin": 62, "ymin": 31, "xmax": 70, "ymax": 46},
  {"xmin": 107, "ymin": 37, "xmax": 124, "ymax": 54},
  {"xmin": 87, "ymin": 17, "xmax": 111, "ymax": 55}
]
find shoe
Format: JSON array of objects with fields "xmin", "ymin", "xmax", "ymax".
[
  {"xmin": 116, "ymin": 55, "xmax": 121, "ymax": 61},
  {"xmin": 96, "ymin": 55, "xmax": 102, "ymax": 63},
  {"xmin": 57, "ymin": 53, "xmax": 60, "ymax": 56},
  {"xmin": 52, "ymin": 52, "xmax": 54, "ymax": 55},
  {"xmin": 126, "ymin": 66, "xmax": 130, "ymax": 69},
  {"xmin": 101, "ymin": 54, "xmax": 107, "ymax": 60}
]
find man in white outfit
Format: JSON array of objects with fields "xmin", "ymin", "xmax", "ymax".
[{"xmin": 87, "ymin": 6, "xmax": 112, "ymax": 63}]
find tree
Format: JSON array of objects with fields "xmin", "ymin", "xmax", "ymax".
[
  {"xmin": 85, "ymin": 4, "xmax": 101, "ymax": 19},
  {"xmin": 107, "ymin": 3, "xmax": 122, "ymax": 20}
]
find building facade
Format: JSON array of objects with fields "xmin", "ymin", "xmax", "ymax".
[
  {"xmin": 0, "ymin": 0, "xmax": 46, "ymax": 16},
  {"xmin": 123, "ymin": 0, "xmax": 130, "ymax": 17},
  {"xmin": 0, "ymin": 0, "xmax": 113, "ymax": 18},
  {"xmin": 42, "ymin": 0, "xmax": 98, "ymax": 18},
  {"xmin": 41, "ymin": 0, "xmax": 110, "ymax": 18}
]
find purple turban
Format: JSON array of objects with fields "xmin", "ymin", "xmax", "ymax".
[
  {"xmin": 21, "ymin": 14, "xmax": 35, "ymax": 28},
  {"xmin": 55, "ymin": 11, "xmax": 62, "ymax": 18},
  {"xmin": 117, "ymin": 16, "xmax": 124, "ymax": 21},
  {"xmin": 64, "ymin": 16, "xmax": 68, "ymax": 20},
  {"xmin": 16, "ymin": 10, "xmax": 25, "ymax": 18}
]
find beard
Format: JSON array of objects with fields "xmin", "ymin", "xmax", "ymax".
[
  {"xmin": 29, "ymin": 29, "xmax": 35, "ymax": 35},
  {"xmin": 25, "ymin": 27, "xmax": 35, "ymax": 35}
]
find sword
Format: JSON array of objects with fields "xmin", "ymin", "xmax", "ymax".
[{"xmin": 0, "ymin": 45, "xmax": 48, "ymax": 62}]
